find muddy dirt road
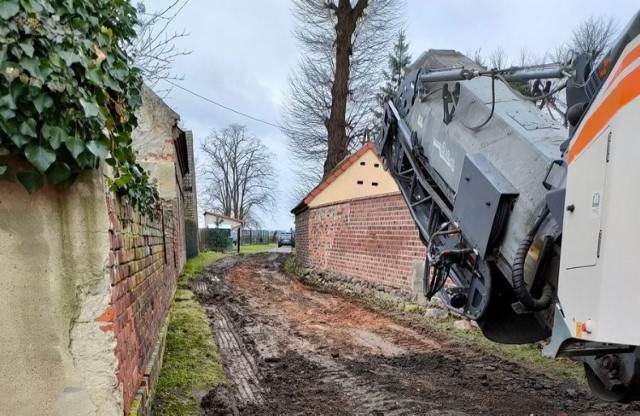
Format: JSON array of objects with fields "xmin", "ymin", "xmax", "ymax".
[{"xmin": 193, "ymin": 253, "xmax": 636, "ymax": 416}]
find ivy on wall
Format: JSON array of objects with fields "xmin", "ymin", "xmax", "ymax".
[{"xmin": 0, "ymin": 0, "xmax": 158, "ymax": 215}]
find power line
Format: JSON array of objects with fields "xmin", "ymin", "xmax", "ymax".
[{"xmin": 163, "ymin": 79, "xmax": 281, "ymax": 128}]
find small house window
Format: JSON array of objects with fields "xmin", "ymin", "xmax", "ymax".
[
  {"xmin": 357, "ymin": 180, "xmax": 364, "ymax": 185},
  {"xmin": 372, "ymin": 182, "xmax": 379, "ymax": 187}
]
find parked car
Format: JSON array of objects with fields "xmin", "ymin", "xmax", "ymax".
[{"xmin": 278, "ymin": 232, "xmax": 295, "ymax": 248}]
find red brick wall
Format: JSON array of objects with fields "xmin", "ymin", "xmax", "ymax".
[
  {"xmin": 294, "ymin": 209, "xmax": 310, "ymax": 266},
  {"xmin": 103, "ymin": 195, "xmax": 184, "ymax": 414},
  {"xmin": 301, "ymin": 193, "xmax": 425, "ymax": 291}
]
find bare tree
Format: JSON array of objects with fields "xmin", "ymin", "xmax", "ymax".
[
  {"xmin": 467, "ymin": 15, "xmax": 618, "ymax": 127},
  {"xmin": 569, "ymin": 15, "xmax": 618, "ymax": 62},
  {"xmin": 127, "ymin": 1, "xmax": 192, "ymax": 90},
  {"xmin": 282, "ymin": 0, "xmax": 404, "ymax": 200},
  {"xmin": 465, "ymin": 48, "xmax": 486, "ymax": 68},
  {"xmin": 200, "ymin": 125, "xmax": 277, "ymax": 228},
  {"xmin": 488, "ymin": 46, "xmax": 511, "ymax": 69}
]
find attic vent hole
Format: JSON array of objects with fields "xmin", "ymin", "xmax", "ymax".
[
  {"xmin": 372, "ymin": 182, "xmax": 379, "ymax": 187},
  {"xmin": 357, "ymin": 180, "xmax": 364, "ymax": 185},
  {"xmin": 374, "ymin": 163, "xmax": 380, "ymax": 168},
  {"xmin": 360, "ymin": 161, "xmax": 366, "ymax": 166}
]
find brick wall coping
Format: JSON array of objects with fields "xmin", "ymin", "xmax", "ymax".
[{"xmin": 304, "ymin": 191, "xmax": 401, "ymax": 211}]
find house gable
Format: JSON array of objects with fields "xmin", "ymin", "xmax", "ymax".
[{"xmin": 308, "ymin": 146, "xmax": 398, "ymax": 208}]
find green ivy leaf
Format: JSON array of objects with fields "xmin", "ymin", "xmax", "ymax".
[
  {"xmin": 46, "ymin": 80, "xmax": 66, "ymax": 92},
  {"xmin": 10, "ymin": 133, "xmax": 28, "ymax": 148},
  {"xmin": 19, "ymin": 119, "xmax": 37, "ymax": 137},
  {"xmin": 20, "ymin": 43, "xmax": 34, "ymax": 58},
  {"xmin": 17, "ymin": 168, "xmax": 44, "ymax": 194},
  {"xmin": 46, "ymin": 161, "xmax": 71, "ymax": 184},
  {"xmin": 115, "ymin": 173, "xmax": 132, "ymax": 188},
  {"xmin": 85, "ymin": 67, "xmax": 103, "ymax": 85},
  {"xmin": 0, "ymin": 93, "xmax": 17, "ymax": 110},
  {"xmin": 25, "ymin": 144, "xmax": 56, "ymax": 172},
  {"xmin": 33, "ymin": 94, "xmax": 54, "ymax": 113},
  {"xmin": 56, "ymin": 171, "xmax": 79, "ymax": 188},
  {"xmin": 42, "ymin": 124, "xmax": 67, "ymax": 149},
  {"xmin": 0, "ymin": 0, "xmax": 156, "ymax": 212},
  {"xmin": 111, "ymin": 65, "xmax": 128, "ymax": 81},
  {"xmin": 1, "ymin": 63, "xmax": 20, "ymax": 82},
  {"xmin": 21, "ymin": 0, "xmax": 43, "ymax": 13},
  {"xmin": 79, "ymin": 98, "xmax": 99, "ymax": 118},
  {"xmin": 76, "ymin": 150, "xmax": 96, "ymax": 169},
  {"xmin": 37, "ymin": 0, "xmax": 54, "ymax": 13},
  {"xmin": 0, "ymin": 146, "xmax": 9, "ymax": 156},
  {"xmin": 86, "ymin": 140, "xmax": 109, "ymax": 159},
  {"xmin": 48, "ymin": 52, "xmax": 62, "ymax": 68},
  {"xmin": 0, "ymin": 108, "xmax": 15, "ymax": 119},
  {"xmin": 0, "ymin": 165, "xmax": 7, "ymax": 176},
  {"xmin": 20, "ymin": 57, "xmax": 40, "ymax": 78},
  {"xmin": 102, "ymin": 73, "xmax": 121, "ymax": 92},
  {"xmin": 58, "ymin": 50, "xmax": 81, "ymax": 66},
  {"xmin": 64, "ymin": 135, "xmax": 84, "ymax": 159},
  {"xmin": 0, "ymin": 0, "xmax": 19, "ymax": 20}
]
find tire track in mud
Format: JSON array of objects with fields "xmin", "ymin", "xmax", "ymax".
[
  {"xmin": 206, "ymin": 305, "xmax": 264, "ymax": 406},
  {"xmin": 301, "ymin": 352, "xmax": 436, "ymax": 416},
  {"xmin": 197, "ymin": 255, "xmax": 436, "ymax": 414},
  {"xmin": 195, "ymin": 253, "xmax": 635, "ymax": 416}
]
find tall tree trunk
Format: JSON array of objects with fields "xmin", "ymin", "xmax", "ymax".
[{"xmin": 323, "ymin": 0, "xmax": 368, "ymax": 177}]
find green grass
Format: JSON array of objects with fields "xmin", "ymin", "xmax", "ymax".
[
  {"xmin": 180, "ymin": 251, "xmax": 228, "ymax": 285},
  {"xmin": 282, "ymin": 255, "xmax": 302, "ymax": 278},
  {"xmin": 153, "ymin": 253, "xmax": 228, "ymax": 416},
  {"xmin": 239, "ymin": 243, "xmax": 277, "ymax": 254}
]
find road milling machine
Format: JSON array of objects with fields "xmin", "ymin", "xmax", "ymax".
[{"xmin": 376, "ymin": 11, "xmax": 640, "ymax": 402}]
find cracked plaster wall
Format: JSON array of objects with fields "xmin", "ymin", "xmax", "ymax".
[{"xmin": 0, "ymin": 162, "xmax": 120, "ymax": 415}]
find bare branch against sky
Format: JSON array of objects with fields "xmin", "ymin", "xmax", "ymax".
[
  {"xmin": 127, "ymin": 0, "xmax": 192, "ymax": 92},
  {"xmin": 569, "ymin": 15, "xmax": 618, "ymax": 62},
  {"xmin": 200, "ymin": 124, "xmax": 277, "ymax": 229}
]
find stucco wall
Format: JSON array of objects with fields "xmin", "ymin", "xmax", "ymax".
[
  {"xmin": 308, "ymin": 150, "xmax": 398, "ymax": 208},
  {"xmin": 133, "ymin": 83, "xmax": 187, "ymax": 271},
  {"xmin": 132, "ymin": 85, "xmax": 179, "ymax": 164},
  {"xmin": 0, "ymin": 83, "xmax": 189, "ymax": 415},
  {"xmin": 0, "ymin": 162, "xmax": 120, "ymax": 415},
  {"xmin": 0, "ymin": 164, "xmax": 187, "ymax": 415}
]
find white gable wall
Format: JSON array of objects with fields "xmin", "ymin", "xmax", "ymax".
[{"xmin": 308, "ymin": 150, "xmax": 399, "ymax": 208}]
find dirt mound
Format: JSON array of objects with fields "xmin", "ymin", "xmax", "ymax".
[{"xmin": 201, "ymin": 386, "xmax": 238, "ymax": 416}]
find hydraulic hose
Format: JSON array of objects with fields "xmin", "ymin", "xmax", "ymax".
[{"xmin": 511, "ymin": 206, "xmax": 554, "ymax": 311}]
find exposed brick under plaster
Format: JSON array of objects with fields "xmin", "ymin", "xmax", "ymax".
[{"xmin": 98, "ymin": 195, "xmax": 186, "ymax": 414}]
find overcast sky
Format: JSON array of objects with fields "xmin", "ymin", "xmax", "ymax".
[{"xmin": 145, "ymin": 0, "xmax": 639, "ymax": 231}]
